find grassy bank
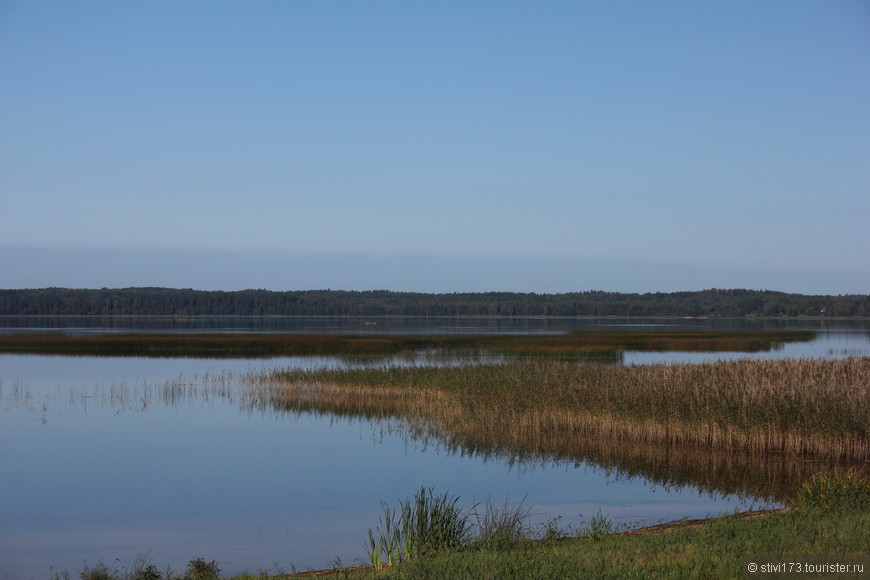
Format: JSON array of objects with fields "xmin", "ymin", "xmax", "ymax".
[
  {"xmin": 60, "ymin": 471, "xmax": 870, "ymax": 579},
  {"xmin": 261, "ymin": 357, "xmax": 869, "ymax": 463},
  {"xmin": 342, "ymin": 471, "xmax": 869, "ymax": 579},
  {"xmin": 344, "ymin": 507, "xmax": 868, "ymax": 580},
  {"xmin": 0, "ymin": 329, "xmax": 815, "ymax": 359}
]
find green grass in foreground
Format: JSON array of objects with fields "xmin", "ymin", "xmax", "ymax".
[
  {"xmin": 338, "ymin": 471, "xmax": 870, "ymax": 579},
  {"xmin": 60, "ymin": 472, "xmax": 869, "ymax": 579},
  {"xmin": 64, "ymin": 507, "xmax": 869, "ymax": 580},
  {"xmin": 56, "ymin": 507, "xmax": 870, "ymax": 580},
  {"xmin": 342, "ymin": 508, "xmax": 868, "ymax": 580}
]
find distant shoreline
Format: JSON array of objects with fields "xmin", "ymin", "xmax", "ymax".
[{"xmin": 3, "ymin": 288, "xmax": 868, "ymax": 319}]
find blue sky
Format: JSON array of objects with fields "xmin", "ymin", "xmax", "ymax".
[{"xmin": 1, "ymin": 1, "xmax": 868, "ymax": 294}]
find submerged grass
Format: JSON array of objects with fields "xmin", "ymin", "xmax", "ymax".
[
  {"xmin": 0, "ymin": 329, "xmax": 816, "ymax": 359},
  {"xmin": 262, "ymin": 357, "xmax": 870, "ymax": 463}
]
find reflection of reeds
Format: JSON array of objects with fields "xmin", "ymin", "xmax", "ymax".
[
  {"xmin": 0, "ymin": 330, "xmax": 816, "ymax": 359},
  {"xmin": 261, "ymin": 358, "xmax": 869, "ymax": 469}
]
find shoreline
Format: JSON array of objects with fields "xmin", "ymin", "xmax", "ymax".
[{"xmin": 281, "ymin": 508, "xmax": 793, "ymax": 578}]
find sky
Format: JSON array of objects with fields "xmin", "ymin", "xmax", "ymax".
[{"xmin": 1, "ymin": 1, "xmax": 868, "ymax": 295}]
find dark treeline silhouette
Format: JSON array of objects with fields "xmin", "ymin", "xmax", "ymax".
[{"xmin": 1, "ymin": 287, "xmax": 868, "ymax": 317}]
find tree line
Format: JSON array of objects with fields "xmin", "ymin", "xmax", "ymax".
[{"xmin": 1, "ymin": 287, "xmax": 868, "ymax": 317}]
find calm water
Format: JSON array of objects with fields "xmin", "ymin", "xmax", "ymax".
[{"xmin": 1, "ymin": 318, "xmax": 868, "ymax": 578}]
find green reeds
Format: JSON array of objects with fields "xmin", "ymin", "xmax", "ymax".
[
  {"xmin": 366, "ymin": 487, "xmax": 473, "ymax": 568},
  {"xmin": 468, "ymin": 495, "xmax": 534, "ymax": 550},
  {"xmin": 365, "ymin": 488, "xmax": 551, "ymax": 568}
]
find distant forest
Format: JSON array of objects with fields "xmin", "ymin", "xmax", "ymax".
[{"xmin": 1, "ymin": 288, "xmax": 868, "ymax": 318}]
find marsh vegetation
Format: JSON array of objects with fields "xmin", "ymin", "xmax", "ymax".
[
  {"xmin": 260, "ymin": 356, "xmax": 869, "ymax": 464},
  {"xmin": 0, "ymin": 329, "xmax": 816, "ymax": 360}
]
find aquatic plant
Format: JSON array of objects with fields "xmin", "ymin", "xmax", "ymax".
[{"xmin": 0, "ymin": 329, "xmax": 816, "ymax": 359}]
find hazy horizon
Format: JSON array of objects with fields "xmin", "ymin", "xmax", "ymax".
[{"xmin": 2, "ymin": 246, "xmax": 866, "ymax": 296}]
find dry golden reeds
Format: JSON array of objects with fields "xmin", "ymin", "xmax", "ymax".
[{"xmin": 259, "ymin": 357, "xmax": 869, "ymax": 464}]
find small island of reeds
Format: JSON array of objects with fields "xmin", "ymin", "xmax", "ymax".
[{"xmin": 0, "ymin": 328, "xmax": 817, "ymax": 359}]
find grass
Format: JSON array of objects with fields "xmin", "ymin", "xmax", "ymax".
[
  {"xmin": 342, "ymin": 507, "xmax": 869, "ymax": 579},
  {"xmin": 344, "ymin": 473, "xmax": 870, "ymax": 579},
  {"xmin": 366, "ymin": 487, "xmax": 474, "ymax": 568},
  {"xmin": 52, "ymin": 510, "xmax": 870, "ymax": 580},
  {"xmin": 791, "ymin": 468, "xmax": 870, "ymax": 513},
  {"xmin": 0, "ymin": 329, "xmax": 816, "ymax": 359}
]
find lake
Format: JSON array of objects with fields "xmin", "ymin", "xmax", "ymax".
[{"xmin": 1, "ymin": 318, "xmax": 868, "ymax": 578}]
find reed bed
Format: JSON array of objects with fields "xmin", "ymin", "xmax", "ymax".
[
  {"xmin": 0, "ymin": 329, "xmax": 815, "ymax": 359},
  {"xmin": 261, "ymin": 357, "xmax": 869, "ymax": 463}
]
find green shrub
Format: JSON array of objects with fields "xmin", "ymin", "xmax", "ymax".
[{"xmin": 182, "ymin": 557, "xmax": 221, "ymax": 580}]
